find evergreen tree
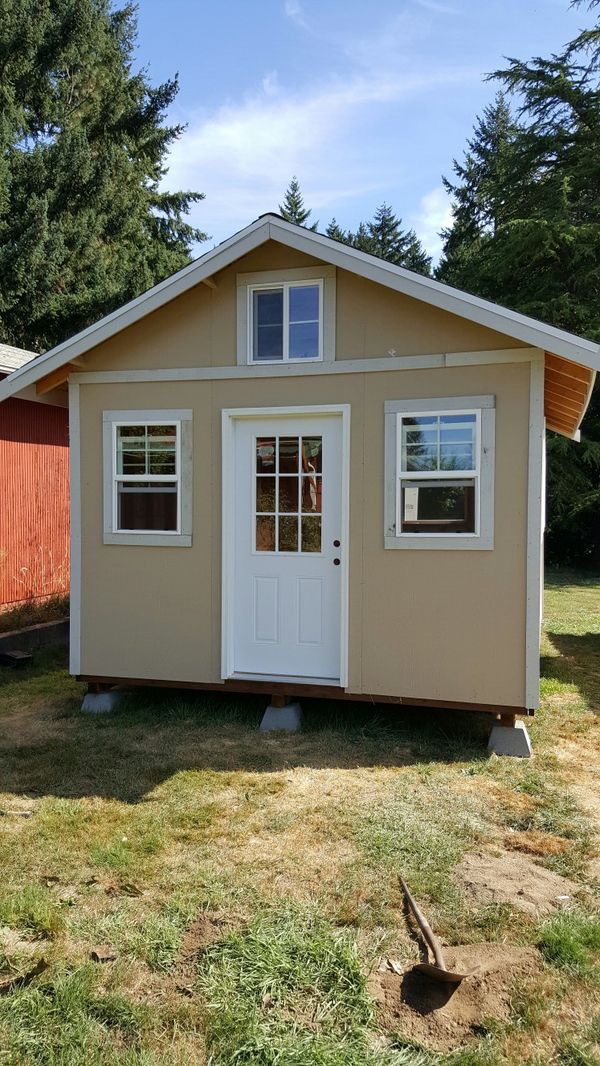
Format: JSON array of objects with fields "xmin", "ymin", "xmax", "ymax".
[
  {"xmin": 437, "ymin": 1, "xmax": 600, "ymax": 566},
  {"xmin": 0, "ymin": 0, "xmax": 205, "ymax": 352},
  {"xmin": 437, "ymin": 93, "xmax": 522, "ymax": 284},
  {"xmin": 279, "ymin": 176, "xmax": 317, "ymax": 229},
  {"xmin": 350, "ymin": 203, "xmax": 431, "ymax": 275},
  {"xmin": 325, "ymin": 218, "xmax": 347, "ymax": 242}
]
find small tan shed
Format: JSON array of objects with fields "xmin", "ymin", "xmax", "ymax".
[{"xmin": 1, "ymin": 215, "xmax": 598, "ymax": 745}]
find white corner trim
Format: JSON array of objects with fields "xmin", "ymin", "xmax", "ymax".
[
  {"xmin": 236, "ymin": 265, "xmax": 336, "ymax": 366},
  {"xmin": 383, "ymin": 395, "xmax": 495, "ymax": 551},
  {"xmin": 525, "ymin": 359, "xmax": 545, "ymax": 709},
  {"xmin": 220, "ymin": 403, "xmax": 351, "ymax": 687},
  {"xmin": 68, "ymin": 382, "xmax": 81, "ymax": 675}
]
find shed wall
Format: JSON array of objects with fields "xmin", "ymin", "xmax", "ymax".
[
  {"xmin": 77, "ymin": 358, "xmax": 530, "ymax": 706},
  {"xmin": 0, "ymin": 397, "xmax": 70, "ymax": 607}
]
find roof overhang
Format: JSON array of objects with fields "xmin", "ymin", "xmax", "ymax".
[{"xmin": 0, "ymin": 213, "xmax": 597, "ymax": 436}]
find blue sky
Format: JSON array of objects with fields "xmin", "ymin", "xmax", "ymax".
[{"xmin": 135, "ymin": 0, "xmax": 585, "ymax": 260}]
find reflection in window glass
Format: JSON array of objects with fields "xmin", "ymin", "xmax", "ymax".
[
  {"xmin": 278, "ymin": 515, "xmax": 298, "ymax": 552},
  {"xmin": 301, "ymin": 516, "xmax": 321, "ymax": 552},
  {"xmin": 253, "ymin": 289, "xmax": 283, "ymax": 361},
  {"xmin": 256, "ymin": 477, "xmax": 276, "ymax": 512},
  {"xmin": 251, "ymin": 283, "xmax": 321, "ymax": 362},
  {"xmin": 255, "ymin": 434, "xmax": 323, "ymax": 552},
  {"xmin": 401, "ymin": 481, "xmax": 475, "ymax": 534},
  {"xmin": 401, "ymin": 414, "xmax": 476, "ymax": 473},
  {"xmin": 117, "ymin": 482, "xmax": 178, "ymax": 531},
  {"xmin": 256, "ymin": 514, "xmax": 276, "ymax": 551}
]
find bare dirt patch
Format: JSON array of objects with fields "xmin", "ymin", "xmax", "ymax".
[
  {"xmin": 370, "ymin": 944, "xmax": 539, "ymax": 1052},
  {"xmin": 456, "ymin": 850, "xmax": 579, "ymax": 916},
  {"xmin": 177, "ymin": 911, "xmax": 242, "ymax": 971}
]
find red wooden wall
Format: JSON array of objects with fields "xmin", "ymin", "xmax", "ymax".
[{"xmin": 0, "ymin": 395, "xmax": 70, "ymax": 608}]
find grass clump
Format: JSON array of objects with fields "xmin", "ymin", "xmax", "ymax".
[
  {"xmin": 0, "ymin": 594, "xmax": 69, "ymax": 634},
  {"xmin": 538, "ymin": 909, "xmax": 600, "ymax": 983},
  {"xmin": 197, "ymin": 904, "xmax": 374, "ymax": 1065},
  {"xmin": 0, "ymin": 964, "xmax": 152, "ymax": 1065},
  {"xmin": 0, "ymin": 884, "xmax": 63, "ymax": 939}
]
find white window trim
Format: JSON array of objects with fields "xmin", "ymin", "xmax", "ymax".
[
  {"xmin": 237, "ymin": 265, "xmax": 336, "ymax": 366},
  {"xmin": 248, "ymin": 278, "xmax": 323, "ymax": 365},
  {"xmin": 384, "ymin": 396, "xmax": 495, "ymax": 550},
  {"xmin": 102, "ymin": 409, "xmax": 193, "ymax": 547}
]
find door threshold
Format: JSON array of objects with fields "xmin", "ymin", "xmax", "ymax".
[{"xmin": 229, "ymin": 671, "xmax": 341, "ymax": 686}]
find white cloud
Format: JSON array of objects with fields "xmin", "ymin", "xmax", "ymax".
[
  {"xmin": 165, "ymin": 68, "xmax": 472, "ymax": 245},
  {"xmin": 284, "ymin": 0, "xmax": 308, "ymax": 30},
  {"xmin": 410, "ymin": 186, "xmax": 454, "ymax": 262}
]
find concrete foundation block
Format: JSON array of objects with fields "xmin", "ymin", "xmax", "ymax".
[
  {"xmin": 81, "ymin": 690, "xmax": 121, "ymax": 714},
  {"xmin": 259, "ymin": 701, "xmax": 303, "ymax": 732},
  {"xmin": 488, "ymin": 720, "xmax": 533, "ymax": 758}
]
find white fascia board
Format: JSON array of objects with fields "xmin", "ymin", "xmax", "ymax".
[
  {"xmin": 1, "ymin": 212, "xmax": 599, "ymax": 405},
  {"xmin": 267, "ymin": 219, "xmax": 600, "ymax": 371},
  {"xmin": 0, "ymin": 219, "xmax": 271, "ymax": 403}
]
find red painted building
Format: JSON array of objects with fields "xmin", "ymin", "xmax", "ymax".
[{"xmin": 0, "ymin": 344, "xmax": 70, "ymax": 608}]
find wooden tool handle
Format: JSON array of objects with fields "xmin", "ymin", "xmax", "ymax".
[{"xmin": 399, "ymin": 876, "xmax": 447, "ymax": 972}]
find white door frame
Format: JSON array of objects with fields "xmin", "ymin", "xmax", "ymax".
[{"xmin": 221, "ymin": 404, "xmax": 351, "ymax": 687}]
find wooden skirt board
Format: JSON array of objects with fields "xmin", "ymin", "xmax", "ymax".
[{"xmin": 77, "ymin": 675, "xmax": 533, "ymax": 717}]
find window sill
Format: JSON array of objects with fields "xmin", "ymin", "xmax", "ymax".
[
  {"xmin": 384, "ymin": 533, "xmax": 493, "ymax": 551},
  {"xmin": 103, "ymin": 533, "xmax": 192, "ymax": 547},
  {"xmin": 248, "ymin": 357, "xmax": 323, "ymax": 366}
]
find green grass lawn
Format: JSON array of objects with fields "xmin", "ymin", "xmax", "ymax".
[{"xmin": 0, "ymin": 571, "xmax": 598, "ymax": 1064}]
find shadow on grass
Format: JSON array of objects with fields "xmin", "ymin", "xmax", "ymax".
[
  {"xmin": 0, "ymin": 649, "xmax": 493, "ymax": 803},
  {"xmin": 541, "ymin": 631, "xmax": 600, "ymax": 714}
]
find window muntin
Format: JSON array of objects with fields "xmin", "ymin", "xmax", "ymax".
[
  {"xmin": 255, "ymin": 434, "xmax": 322, "ymax": 553},
  {"xmin": 249, "ymin": 281, "xmax": 322, "ymax": 363},
  {"xmin": 113, "ymin": 422, "xmax": 181, "ymax": 533},
  {"xmin": 397, "ymin": 411, "xmax": 480, "ymax": 536}
]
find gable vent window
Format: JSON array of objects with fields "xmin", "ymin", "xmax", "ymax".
[
  {"xmin": 237, "ymin": 266, "xmax": 335, "ymax": 366},
  {"xmin": 250, "ymin": 281, "xmax": 322, "ymax": 363}
]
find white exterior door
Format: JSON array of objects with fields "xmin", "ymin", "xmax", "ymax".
[{"xmin": 231, "ymin": 414, "xmax": 344, "ymax": 680}]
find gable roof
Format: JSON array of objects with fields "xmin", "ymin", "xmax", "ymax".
[
  {"xmin": 0, "ymin": 213, "xmax": 597, "ymax": 437},
  {"xmin": 0, "ymin": 342, "xmax": 36, "ymax": 375}
]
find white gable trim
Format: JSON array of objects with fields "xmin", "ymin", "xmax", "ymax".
[{"xmin": 1, "ymin": 213, "xmax": 598, "ymax": 405}]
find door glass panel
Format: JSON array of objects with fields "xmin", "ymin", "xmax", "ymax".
[
  {"xmin": 278, "ymin": 477, "xmax": 298, "ymax": 513},
  {"xmin": 256, "ymin": 477, "xmax": 276, "ymax": 512},
  {"xmin": 278, "ymin": 515, "xmax": 298, "ymax": 552},
  {"xmin": 256, "ymin": 515, "xmax": 276, "ymax": 551},
  {"xmin": 278, "ymin": 437, "xmax": 299, "ymax": 473},
  {"xmin": 255, "ymin": 433, "xmax": 323, "ymax": 553},
  {"xmin": 301, "ymin": 516, "xmax": 321, "ymax": 553},
  {"xmin": 301, "ymin": 437, "xmax": 322, "ymax": 473},
  {"xmin": 256, "ymin": 438, "xmax": 276, "ymax": 473},
  {"xmin": 301, "ymin": 475, "xmax": 321, "ymax": 513}
]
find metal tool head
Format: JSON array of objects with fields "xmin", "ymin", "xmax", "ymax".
[{"xmin": 414, "ymin": 961, "xmax": 478, "ymax": 984}]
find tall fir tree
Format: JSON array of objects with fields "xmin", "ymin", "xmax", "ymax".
[
  {"xmin": 352, "ymin": 203, "xmax": 431, "ymax": 275},
  {"xmin": 0, "ymin": 0, "xmax": 205, "ymax": 353},
  {"xmin": 325, "ymin": 218, "xmax": 347, "ymax": 242},
  {"xmin": 437, "ymin": 93, "xmax": 522, "ymax": 284},
  {"xmin": 278, "ymin": 176, "xmax": 317, "ymax": 229},
  {"xmin": 437, "ymin": 1, "xmax": 600, "ymax": 565}
]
